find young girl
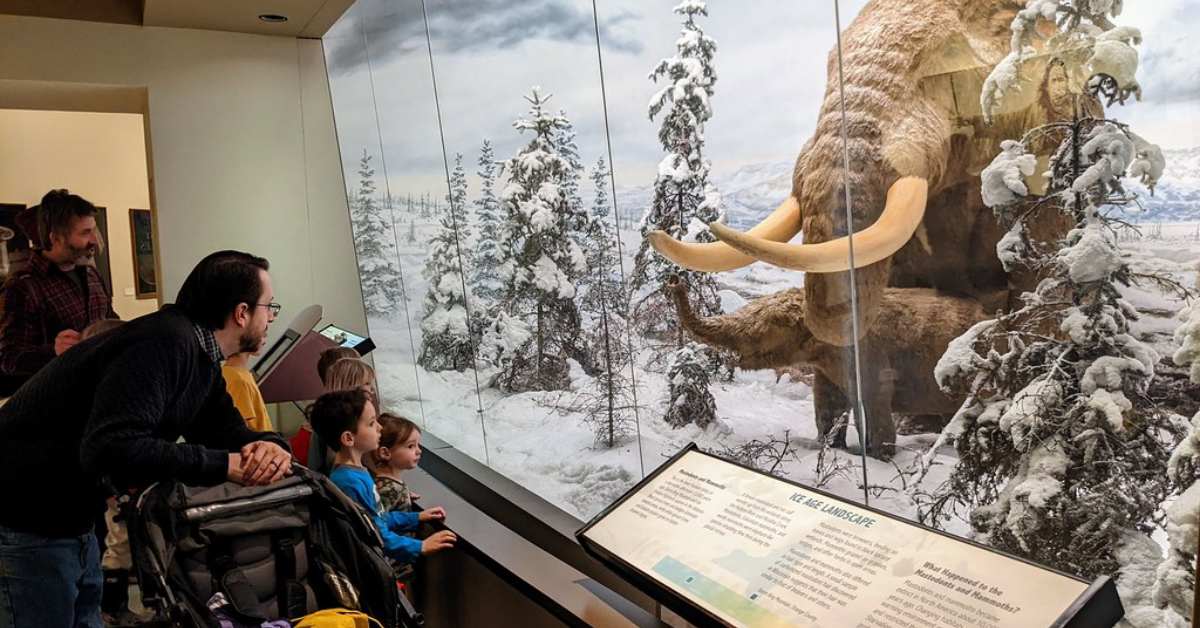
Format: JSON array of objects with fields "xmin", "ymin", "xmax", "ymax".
[
  {"xmin": 308, "ymin": 357, "xmax": 378, "ymax": 473},
  {"xmin": 370, "ymin": 414, "xmax": 428, "ymax": 582},
  {"xmin": 324, "ymin": 357, "xmax": 377, "ymax": 401},
  {"xmin": 370, "ymin": 414, "xmax": 424, "ymax": 513}
]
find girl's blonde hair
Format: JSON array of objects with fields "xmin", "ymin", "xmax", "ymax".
[
  {"xmin": 323, "ymin": 357, "xmax": 375, "ymax": 393},
  {"xmin": 368, "ymin": 413, "xmax": 421, "ymax": 471}
]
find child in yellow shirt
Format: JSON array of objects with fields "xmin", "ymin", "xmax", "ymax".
[{"xmin": 222, "ymin": 352, "xmax": 273, "ymax": 432}]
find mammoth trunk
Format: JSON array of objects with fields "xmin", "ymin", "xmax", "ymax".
[
  {"xmin": 667, "ymin": 277, "xmax": 808, "ymax": 371},
  {"xmin": 666, "ymin": 277, "xmax": 738, "ymax": 351}
]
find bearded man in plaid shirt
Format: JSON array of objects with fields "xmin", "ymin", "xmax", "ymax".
[{"xmin": 0, "ymin": 189, "xmax": 116, "ymax": 391}]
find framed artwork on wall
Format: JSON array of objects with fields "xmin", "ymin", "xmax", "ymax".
[
  {"xmin": 93, "ymin": 207, "xmax": 113, "ymax": 297},
  {"xmin": 0, "ymin": 203, "xmax": 31, "ymax": 279},
  {"xmin": 128, "ymin": 208, "xmax": 157, "ymax": 300}
]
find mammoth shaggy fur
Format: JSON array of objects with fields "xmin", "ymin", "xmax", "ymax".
[{"xmin": 668, "ymin": 278, "xmax": 985, "ymax": 457}]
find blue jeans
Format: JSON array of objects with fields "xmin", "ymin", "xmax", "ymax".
[{"xmin": 0, "ymin": 525, "xmax": 102, "ymax": 628}]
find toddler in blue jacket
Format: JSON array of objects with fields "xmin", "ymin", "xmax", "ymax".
[{"xmin": 310, "ymin": 389, "xmax": 456, "ymax": 563}]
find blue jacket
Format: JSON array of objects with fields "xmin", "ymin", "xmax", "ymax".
[{"xmin": 330, "ymin": 465, "xmax": 422, "ymax": 563}]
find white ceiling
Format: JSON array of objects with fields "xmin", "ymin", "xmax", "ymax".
[
  {"xmin": 142, "ymin": 0, "xmax": 354, "ymax": 38},
  {"xmin": 0, "ymin": 0, "xmax": 355, "ymax": 38}
]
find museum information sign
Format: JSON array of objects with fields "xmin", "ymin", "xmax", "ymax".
[{"xmin": 578, "ymin": 445, "xmax": 1120, "ymax": 628}]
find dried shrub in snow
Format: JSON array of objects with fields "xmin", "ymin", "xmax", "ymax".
[{"xmin": 664, "ymin": 342, "xmax": 717, "ymax": 429}]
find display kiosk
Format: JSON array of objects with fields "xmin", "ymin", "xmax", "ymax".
[
  {"xmin": 252, "ymin": 305, "xmax": 374, "ymax": 404},
  {"xmin": 578, "ymin": 444, "xmax": 1123, "ymax": 628}
]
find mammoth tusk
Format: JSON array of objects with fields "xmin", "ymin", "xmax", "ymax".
[
  {"xmin": 646, "ymin": 196, "xmax": 802, "ymax": 272},
  {"xmin": 707, "ymin": 177, "xmax": 928, "ymax": 273}
]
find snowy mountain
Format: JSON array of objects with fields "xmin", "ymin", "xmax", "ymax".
[
  {"xmin": 614, "ymin": 147, "xmax": 1200, "ymax": 230},
  {"xmin": 613, "ymin": 160, "xmax": 792, "ymax": 231},
  {"xmin": 1126, "ymin": 147, "xmax": 1200, "ymax": 222}
]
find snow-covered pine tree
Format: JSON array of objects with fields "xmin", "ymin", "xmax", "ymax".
[
  {"xmin": 406, "ymin": 219, "xmax": 416, "ymax": 244},
  {"xmin": 554, "ymin": 112, "xmax": 587, "ymax": 228},
  {"xmin": 417, "ymin": 206, "xmax": 475, "ymax": 372},
  {"xmin": 420, "ymin": 193, "xmax": 431, "ymax": 218},
  {"xmin": 1124, "ymin": 306, "xmax": 1200, "ymax": 627},
  {"xmin": 577, "ymin": 323, "xmax": 638, "ymax": 447},
  {"xmin": 350, "ymin": 149, "xmax": 404, "ymax": 316},
  {"xmin": 580, "ymin": 157, "xmax": 627, "ymax": 326},
  {"xmin": 629, "ymin": 0, "xmax": 724, "ymax": 342},
  {"xmin": 919, "ymin": 2, "xmax": 1187, "ymax": 603},
  {"xmin": 445, "ymin": 153, "xmax": 473, "ymax": 260},
  {"xmin": 575, "ymin": 157, "xmax": 638, "ymax": 447},
  {"xmin": 472, "ymin": 140, "xmax": 505, "ymax": 304},
  {"xmin": 406, "ymin": 193, "xmax": 414, "ymax": 215},
  {"xmin": 665, "ymin": 341, "xmax": 716, "ymax": 429},
  {"xmin": 492, "ymin": 89, "xmax": 588, "ymax": 392}
]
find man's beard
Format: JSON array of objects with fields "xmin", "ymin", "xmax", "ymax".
[
  {"xmin": 69, "ymin": 243, "xmax": 96, "ymax": 265},
  {"xmin": 238, "ymin": 328, "xmax": 266, "ymax": 354}
]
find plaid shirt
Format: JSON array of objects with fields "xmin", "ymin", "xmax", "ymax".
[
  {"xmin": 0, "ymin": 252, "xmax": 116, "ymax": 378},
  {"xmin": 193, "ymin": 323, "xmax": 225, "ymax": 367}
]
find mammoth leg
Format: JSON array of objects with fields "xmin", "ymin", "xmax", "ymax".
[
  {"xmin": 854, "ymin": 342, "xmax": 897, "ymax": 460},
  {"xmin": 813, "ymin": 372, "xmax": 849, "ymax": 449},
  {"xmin": 835, "ymin": 343, "xmax": 902, "ymax": 461}
]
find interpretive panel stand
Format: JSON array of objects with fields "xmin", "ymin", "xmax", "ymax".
[{"xmin": 577, "ymin": 444, "xmax": 1122, "ymax": 628}]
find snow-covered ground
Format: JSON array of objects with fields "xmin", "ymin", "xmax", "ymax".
[
  {"xmin": 1119, "ymin": 222, "xmax": 1200, "ymax": 358},
  {"xmin": 366, "ymin": 215, "xmax": 1199, "ymax": 540}
]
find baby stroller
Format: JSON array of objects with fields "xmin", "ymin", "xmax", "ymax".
[{"xmin": 125, "ymin": 466, "xmax": 422, "ymax": 627}]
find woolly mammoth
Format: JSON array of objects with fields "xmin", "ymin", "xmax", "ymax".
[
  {"xmin": 648, "ymin": 1, "xmax": 1078, "ymax": 454},
  {"xmin": 668, "ymin": 277, "xmax": 984, "ymax": 457},
  {"xmin": 649, "ymin": 0, "xmax": 1077, "ymax": 342}
]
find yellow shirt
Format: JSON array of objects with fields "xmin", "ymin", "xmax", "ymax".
[{"xmin": 222, "ymin": 364, "xmax": 273, "ymax": 432}]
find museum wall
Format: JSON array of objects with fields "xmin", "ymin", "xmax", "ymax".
[
  {"xmin": 325, "ymin": 0, "xmax": 1199, "ymax": 616},
  {"xmin": 0, "ymin": 16, "xmax": 368, "ymax": 344},
  {"xmin": 0, "ymin": 109, "xmax": 157, "ymax": 320}
]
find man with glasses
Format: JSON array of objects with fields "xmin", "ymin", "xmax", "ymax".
[
  {"xmin": 222, "ymin": 300, "xmax": 281, "ymax": 432},
  {"xmin": 0, "ymin": 250, "xmax": 291, "ymax": 627}
]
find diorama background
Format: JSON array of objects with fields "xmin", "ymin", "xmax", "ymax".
[{"xmin": 322, "ymin": 0, "xmax": 1200, "ymax": 570}]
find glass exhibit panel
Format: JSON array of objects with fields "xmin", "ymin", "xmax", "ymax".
[
  {"xmin": 414, "ymin": 0, "xmax": 645, "ymax": 518},
  {"xmin": 832, "ymin": 0, "xmax": 1200, "ymax": 618},
  {"xmin": 596, "ymin": 0, "xmax": 880, "ymax": 516},
  {"xmin": 323, "ymin": 0, "xmax": 451, "ymax": 440}
]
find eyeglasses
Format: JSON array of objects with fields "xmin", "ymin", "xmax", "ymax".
[{"xmin": 255, "ymin": 302, "xmax": 282, "ymax": 317}]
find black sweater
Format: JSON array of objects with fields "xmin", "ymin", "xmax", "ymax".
[{"xmin": 0, "ymin": 306, "xmax": 287, "ymax": 537}]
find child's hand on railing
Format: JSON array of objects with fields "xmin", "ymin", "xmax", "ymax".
[
  {"xmin": 421, "ymin": 530, "xmax": 456, "ymax": 555},
  {"xmin": 418, "ymin": 506, "xmax": 446, "ymax": 522}
]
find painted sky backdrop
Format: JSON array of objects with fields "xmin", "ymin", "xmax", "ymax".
[{"xmin": 323, "ymin": 0, "xmax": 1199, "ymax": 210}]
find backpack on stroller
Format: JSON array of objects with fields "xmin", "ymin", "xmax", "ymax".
[{"xmin": 125, "ymin": 466, "xmax": 422, "ymax": 628}]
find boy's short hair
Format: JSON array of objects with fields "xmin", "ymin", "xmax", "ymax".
[
  {"xmin": 317, "ymin": 347, "xmax": 359, "ymax": 382},
  {"xmin": 81, "ymin": 318, "xmax": 124, "ymax": 340},
  {"xmin": 310, "ymin": 389, "xmax": 370, "ymax": 452}
]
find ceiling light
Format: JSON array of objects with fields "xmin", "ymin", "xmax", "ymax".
[{"xmin": 258, "ymin": 14, "xmax": 288, "ymax": 23}]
